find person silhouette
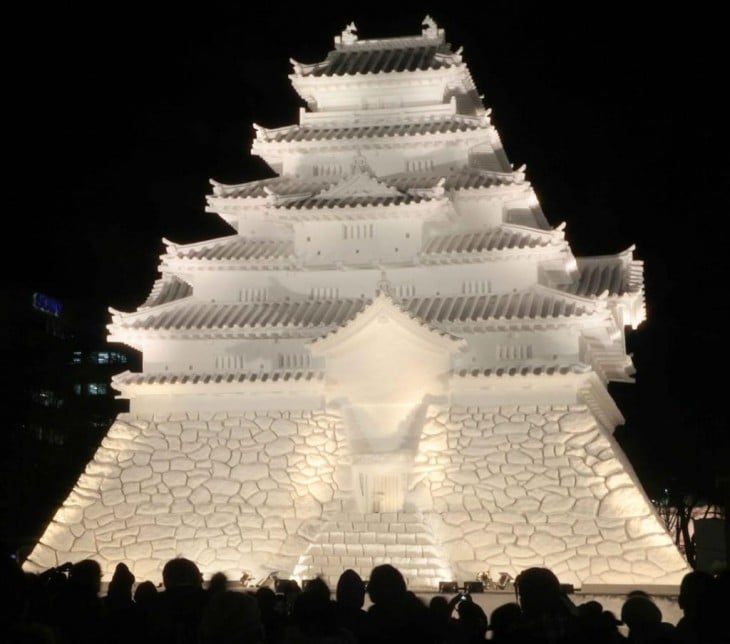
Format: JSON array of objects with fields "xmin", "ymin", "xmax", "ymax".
[
  {"xmin": 366, "ymin": 564, "xmax": 435, "ymax": 644},
  {"xmin": 335, "ymin": 569, "xmax": 373, "ymax": 643},
  {"xmin": 149, "ymin": 557, "xmax": 207, "ymax": 644},
  {"xmin": 513, "ymin": 567, "xmax": 580, "ymax": 644}
]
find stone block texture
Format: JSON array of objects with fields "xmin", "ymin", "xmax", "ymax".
[{"xmin": 24, "ymin": 404, "xmax": 689, "ymax": 588}]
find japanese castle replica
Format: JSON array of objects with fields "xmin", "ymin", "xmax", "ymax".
[{"xmin": 24, "ymin": 18, "xmax": 690, "ymax": 590}]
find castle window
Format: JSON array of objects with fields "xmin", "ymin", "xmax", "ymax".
[
  {"xmin": 313, "ymin": 164, "xmax": 343, "ymax": 177},
  {"xmin": 277, "ymin": 353, "xmax": 311, "ymax": 369},
  {"xmin": 406, "ymin": 159, "xmax": 435, "ymax": 172},
  {"xmin": 462, "ymin": 280, "xmax": 490, "ymax": 295},
  {"xmin": 496, "ymin": 345, "xmax": 533, "ymax": 361},
  {"xmin": 343, "ymin": 223, "xmax": 374, "ymax": 239},
  {"xmin": 310, "ymin": 286, "xmax": 340, "ymax": 299},
  {"xmin": 240, "ymin": 287, "xmax": 268, "ymax": 302},
  {"xmin": 215, "ymin": 355, "xmax": 245, "ymax": 370}
]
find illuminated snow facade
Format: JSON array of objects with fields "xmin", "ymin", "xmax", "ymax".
[{"xmin": 25, "ymin": 19, "xmax": 690, "ymax": 590}]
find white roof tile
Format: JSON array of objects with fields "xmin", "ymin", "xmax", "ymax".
[{"xmin": 113, "ymin": 290, "xmax": 598, "ymax": 336}]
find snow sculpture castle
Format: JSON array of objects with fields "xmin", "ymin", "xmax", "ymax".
[{"xmin": 24, "ymin": 18, "xmax": 690, "ymax": 590}]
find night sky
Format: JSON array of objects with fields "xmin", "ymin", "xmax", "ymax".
[{"xmin": 7, "ymin": 3, "xmax": 729, "ymax": 502}]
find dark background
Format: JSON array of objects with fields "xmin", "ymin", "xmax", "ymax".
[{"xmin": 5, "ymin": 2, "xmax": 728, "ymax": 516}]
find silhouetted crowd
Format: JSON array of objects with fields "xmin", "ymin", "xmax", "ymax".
[{"xmin": 1, "ymin": 554, "xmax": 728, "ymax": 643}]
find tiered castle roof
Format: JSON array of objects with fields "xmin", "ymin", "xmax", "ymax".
[{"xmin": 109, "ymin": 16, "xmax": 645, "ymax": 402}]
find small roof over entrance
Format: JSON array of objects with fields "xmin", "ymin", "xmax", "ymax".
[{"xmin": 310, "ymin": 291, "xmax": 464, "ymax": 405}]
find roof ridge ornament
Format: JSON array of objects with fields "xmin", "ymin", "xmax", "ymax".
[
  {"xmin": 316, "ymin": 163, "xmax": 402, "ymax": 200},
  {"xmin": 422, "ymin": 15, "xmax": 443, "ymax": 40},
  {"xmin": 349, "ymin": 150, "xmax": 373, "ymax": 177},
  {"xmin": 209, "ymin": 178, "xmax": 225, "ymax": 197},
  {"xmin": 376, "ymin": 270, "xmax": 394, "ymax": 298},
  {"xmin": 336, "ymin": 21, "xmax": 358, "ymax": 46},
  {"xmin": 513, "ymin": 163, "xmax": 527, "ymax": 182}
]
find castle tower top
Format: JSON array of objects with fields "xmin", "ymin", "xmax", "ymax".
[
  {"xmin": 332, "ymin": 15, "xmax": 446, "ymax": 49},
  {"xmin": 289, "ymin": 18, "xmax": 479, "ymax": 123},
  {"xmin": 291, "ymin": 16, "xmax": 460, "ymax": 78}
]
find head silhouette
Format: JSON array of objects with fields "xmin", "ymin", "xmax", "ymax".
[
  {"xmin": 515, "ymin": 567, "xmax": 561, "ymax": 617},
  {"xmin": 367, "ymin": 564, "xmax": 407, "ymax": 605},
  {"xmin": 457, "ymin": 599, "xmax": 488, "ymax": 639},
  {"xmin": 336, "ymin": 568, "xmax": 366, "ymax": 609},
  {"xmin": 207, "ymin": 571, "xmax": 229, "ymax": 595},
  {"xmin": 106, "ymin": 562, "xmax": 135, "ymax": 608},
  {"xmin": 109, "ymin": 562, "xmax": 135, "ymax": 591},
  {"xmin": 162, "ymin": 557, "xmax": 202, "ymax": 590},
  {"xmin": 678, "ymin": 570, "xmax": 714, "ymax": 615},
  {"xmin": 489, "ymin": 602, "xmax": 522, "ymax": 640},
  {"xmin": 620, "ymin": 595, "xmax": 661, "ymax": 634},
  {"xmin": 69, "ymin": 559, "xmax": 102, "ymax": 595},
  {"xmin": 134, "ymin": 580, "xmax": 158, "ymax": 606}
]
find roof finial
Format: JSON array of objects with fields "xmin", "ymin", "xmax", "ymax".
[
  {"xmin": 349, "ymin": 150, "xmax": 373, "ymax": 176},
  {"xmin": 422, "ymin": 15, "xmax": 439, "ymax": 39},
  {"xmin": 337, "ymin": 22, "xmax": 358, "ymax": 46},
  {"xmin": 376, "ymin": 270, "xmax": 394, "ymax": 297}
]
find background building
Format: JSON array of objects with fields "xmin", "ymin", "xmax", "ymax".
[{"xmin": 1, "ymin": 288, "xmax": 140, "ymax": 558}]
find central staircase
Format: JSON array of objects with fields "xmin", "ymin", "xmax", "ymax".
[{"xmin": 292, "ymin": 511, "xmax": 453, "ymax": 590}]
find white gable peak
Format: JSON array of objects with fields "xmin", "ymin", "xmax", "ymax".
[
  {"xmin": 311, "ymin": 291, "xmax": 464, "ymax": 355},
  {"xmin": 316, "ymin": 167, "xmax": 403, "ymax": 200},
  {"xmin": 310, "ymin": 292, "xmax": 463, "ymax": 408}
]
